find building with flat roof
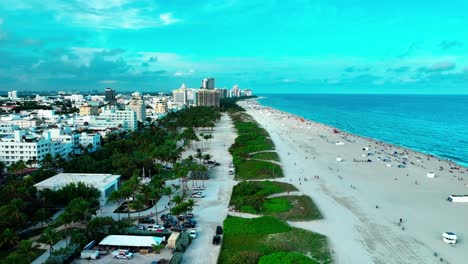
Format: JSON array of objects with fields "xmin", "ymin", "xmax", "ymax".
[
  {"xmin": 34, "ymin": 173, "xmax": 120, "ymax": 205},
  {"xmin": 201, "ymin": 78, "xmax": 215, "ymax": 89},
  {"xmin": 99, "ymin": 235, "xmax": 164, "ymax": 248}
]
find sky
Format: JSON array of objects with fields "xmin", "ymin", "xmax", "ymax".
[{"xmin": 0, "ymin": 0, "xmax": 467, "ymax": 94}]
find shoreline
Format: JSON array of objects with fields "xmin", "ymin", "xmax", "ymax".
[
  {"xmin": 239, "ymin": 98, "xmax": 468, "ymax": 264},
  {"xmin": 254, "ymin": 97, "xmax": 468, "ymax": 170}
]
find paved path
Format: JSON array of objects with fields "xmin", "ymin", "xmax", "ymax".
[
  {"xmin": 181, "ymin": 114, "xmax": 238, "ymax": 264},
  {"xmin": 32, "ymin": 238, "xmax": 69, "ymax": 264}
]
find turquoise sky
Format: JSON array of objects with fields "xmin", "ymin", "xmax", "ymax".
[{"xmin": 0, "ymin": 0, "xmax": 467, "ymax": 93}]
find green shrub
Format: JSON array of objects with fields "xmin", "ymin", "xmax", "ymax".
[{"xmin": 170, "ymin": 252, "xmax": 183, "ymax": 264}]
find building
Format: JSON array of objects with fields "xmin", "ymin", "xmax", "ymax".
[
  {"xmin": 104, "ymin": 88, "xmax": 117, "ymax": 104},
  {"xmin": 98, "ymin": 107, "xmax": 137, "ymax": 131},
  {"xmin": 128, "ymin": 92, "xmax": 146, "ymax": 121},
  {"xmin": 79, "ymin": 132, "xmax": 101, "ymax": 152},
  {"xmin": 172, "ymin": 84, "xmax": 188, "ymax": 105},
  {"xmin": 215, "ymin": 88, "xmax": 228, "ymax": 99},
  {"xmin": 79, "ymin": 104, "xmax": 100, "ymax": 116},
  {"xmin": 99, "ymin": 235, "xmax": 164, "ymax": 249},
  {"xmin": 195, "ymin": 89, "xmax": 220, "ymax": 107},
  {"xmin": 34, "ymin": 173, "xmax": 120, "ymax": 205},
  {"xmin": 201, "ymin": 78, "xmax": 215, "ymax": 89},
  {"xmin": 8, "ymin": 91, "xmax": 18, "ymax": 100},
  {"xmin": 155, "ymin": 98, "xmax": 168, "ymax": 113},
  {"xmin": 0, "ymin": 130, "xmax": 53, "ymax": 166},
  {"xmin": 231, "ymin": 85, "xmax": 241, "ymax": 97}
]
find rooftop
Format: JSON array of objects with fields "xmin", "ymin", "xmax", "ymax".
[
  {"xmin": 34, "ymin": 173, "xmax": 120, "ymax": 189},
  {"xmin": 99, "ymin": 235, "xmax": 164, "ymax": 247}
]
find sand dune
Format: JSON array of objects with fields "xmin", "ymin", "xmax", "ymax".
[{"xmin": 239, "ymin": 99, "xmax": 468, "ymax": 264}]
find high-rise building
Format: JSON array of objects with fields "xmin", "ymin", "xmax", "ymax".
[
  {"xmin": 173, "ymin": 84, "xmax": 188, "ymax": 105},
  {"xmin": 7, "ymin": 91, "xmax": 18, "ymax": 100},
  {"xmin": 104, "ymin": 88, "xmax": 117, "ymax": 104},
  {"xmin": 201, "ymin": 78, "xmax": 215, "ymax": 89},
  {"xmin": 98, "ymin": 107, "xmax": 137, "ymax": 131},
  {"xmin": 215, "ymin": 88, "xmax": 228, "ymax": 99},
  {"xmin": 231, "ymin": 85, "xmax": 241, "ymax": 97},
  {"xmin": 155, "ymin": 98, "xmax": 168, "ymax": 113},
  {"xmin": 196, "ymin": 89, "xmax": 220, "ymax": 107},
  {"xmin": 128, "ymin": 92, "xmax": 146, "ymax": 121}
]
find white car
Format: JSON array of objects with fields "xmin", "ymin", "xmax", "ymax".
[
  {"xmin": 191, "ymin": 193, "xmax": 205, "ymax": 198},
  {"xmin": 112, "ymin": 250, "xmax": 133, "ymax": 259},
  {"xmin": 190, "ymin": 229, "xmax": 198, "ymax": 239},
  {"xmin": 442, "ymin": 232, "xmax": 457, "ymax": 244},
  {"xmin": 147, "ymin": 225, "xmax": 162, "ymax": 231},
  {"xmin": 193, "ymin": 185, "xmax": 205, "ymax": 191}
]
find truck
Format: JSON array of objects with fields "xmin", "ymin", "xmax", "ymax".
[
  {"xmin": 112, "ymin": 249, "xmax": 133, "ymax": 259},
  {"xmin": 80, "ymin": 250, "xmax": 99, "ymax": 260},
  {"xmin": 447, "ymin": 195, "xmax": 468, "ymax": 203}
]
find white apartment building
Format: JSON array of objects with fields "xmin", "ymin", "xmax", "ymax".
[
  {"xmin": 0, "ymin": 130, "xmax": 52, "ymax": 166},
  {"xmin": 8, "ymin": 91, "xmax": 18, "ymax": 100},
  {"xmin": 98, "ymin": 107, "xmax": 137, "ymax": 131},
  {"xmin": 79, "ymin": 132, "xmax": 101, "ymax": 152}
]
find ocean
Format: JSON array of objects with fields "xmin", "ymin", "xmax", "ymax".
[{"xmin": 258, "ymin": 94, "xmax": 468, "ymax": 167}]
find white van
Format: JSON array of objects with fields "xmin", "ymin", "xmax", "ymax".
[
  {"xmin": 442, "ymin": 232, "xmax": 457, "ymax": 244},
  {"xmin": 447, "ymin": 195, "xmax": 468, "ymax": 202}
]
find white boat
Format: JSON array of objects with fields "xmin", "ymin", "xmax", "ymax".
[
  {"xmin": 447, "ymin": 195, "xmax": 468, "ymax": 203},
  {"xmin": 442, "ymin": 232, "xmax": 457, "ymax": 244}
]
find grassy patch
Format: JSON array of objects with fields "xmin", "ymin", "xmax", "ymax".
[
  {"xmin": 266, "ymin": 195, "xmax": 323, "ymax": 221},
  {"xmin": 236, "ymin": 160, "xmax": 283, "ymax": 180},
  {"xmin": 230, "ymin": 181, "xmax": 297, "ymax": 213},
  {"xmin": 219, "ymin": 216, "xmax": 332, "ymax": 264},
  {"xmin": 263, "ymin": 197, "xmax": 292, "ymax": 213},
  {"xmin": 259, "ymin": 252, "xmax": 318, "ymax": 264},
  {"xmin": 250, "ymin": 151, "xmax": 280, "ymax": 161}
]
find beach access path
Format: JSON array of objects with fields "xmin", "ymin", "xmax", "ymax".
[
  {"xmin": 240, "ymin": 99, "xmax": 468, "ymax": 264},
  {"xmin": 181, "ymin": 113, "xmax": 237, "ymax": 264}
]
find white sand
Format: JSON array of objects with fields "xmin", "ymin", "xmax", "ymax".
[{"xmin": 239, "ymin": 99, "xmax": 468, "ymax": 264}]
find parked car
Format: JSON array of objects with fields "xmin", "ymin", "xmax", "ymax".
[
  {"xmin": 163, "ymin": 221, "xmax": 175, "ymax": 229},
  {"xmin": 160, "ymin": 214, "xmax": 173, "ymax": 221},
  {"xmin": 177, "ymin": 215, "xmax": 185, "ymax": 221},
  {"xmin": 193, "ymin": 185, "xmax": 205, "ymax": 190},
  {"xmin": 186, "ymin": 213, "xmax": 194, "ymax": 218},
  {"xmin": 147, "ymin": 225, "xmax": 163, "ymax": 231},
  {"xmin": 190, "ymin": 229, "xmax": 198, "ymax": 239},
  {"xmin": 191, "ymin": 193, "xmax": 205, "ymax": 198},
  {"xmin": 212, "ymin": 235, "xmax": 221, "ymax": 245},
  {"xmin": 139, "ymin": 218, "xmax": 155, "ymax": 224},
  {"xmin": 134, "ymin": 225, "xmax": 145, "ymax": 230},
  {"xmin": 216, "ymin": 225, "xmax": 223, "ymax": 235},
  {"xmin": 171, "ymin": 225, "xmax": 186, "ymax": 232},
  {"xmin": 183, "ymin": 221, "xmax": 196, "ymax": 228},
  {"xmin": 112, "ymin": 250, "xmax": 133, "ymax": 259}
]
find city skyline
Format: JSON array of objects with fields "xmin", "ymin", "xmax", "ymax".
[{"xmin": 0, "ymin": 1, "xmax": 467, "ymax": 94}]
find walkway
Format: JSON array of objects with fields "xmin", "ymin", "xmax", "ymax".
[{"xmin": 32, "ymin": 238, "xmax": 69, "ymax": 264}]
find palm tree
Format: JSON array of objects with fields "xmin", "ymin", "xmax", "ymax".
[
  {"xmin": 172, "ymin": 195, "xmax": 183, "ymax": 207},
  {"xmin": 34, "ymin": 208, "xmax": 51, "ymax": 227},
  {"xmin": 195, "ymin": 152, "xmax": 203, "ymax": 165},
  {"xmin": 39, "ymin": 227, "xmax": 59, "ymax": 254},
  {"xmin": 163, "ymin": 186, "xmax": 173, "ymax": 212},
  {"xmin": 186, "ymin": 199, "xmax": 196, "ymax": 214},
  {"xmin": 148, "ymin": 183, "xmax": 162, "ymax": 224},
  {"xmin": 151, "ymin": 243, "xmax": 165, "ymax": 254},
  {"xmin": 0, "ymin": 228, "xmax": 19, "ymax": 248},
  {"xmin": 0, "ymin": 199, "xmax": 27, "ymax": 228},
  {"xmin": 130, "ymin": 194, "xmax": 145, "ymax": 219},
  {"xmin": 203, "ymin": 154, "xmax": 212, "ymax": 165},
  {"xmin": 108, "ymin": 190, "xmax": 123, "ymax": 221},
  {"xmin": 40, "ymin": 153, "xmax": 54, "ymax": 170},
  {"xmin": 58, "ymin": 211, "xmax": 73, "ymax": 246},
  {"xmin": 16, "ymin": 240, "xmax": 40, "ymax": 263}
]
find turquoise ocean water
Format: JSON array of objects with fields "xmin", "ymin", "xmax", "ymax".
[{"xmin": 258, "ymin": 94, "xmax": 468, "ymax": 167}]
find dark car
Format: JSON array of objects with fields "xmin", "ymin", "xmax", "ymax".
[
  {"xmin": 212, "ymin": 235, "xmax": 221, "ymax": 245},
  {"xmin": 183, "ymin": 221, "xmax": 196, "ymax": 228},
  {"xmin": 138, "ymin": 218, "xmax": 155, "ymax": 224},
  {"xmin": 216, "ymin": 225, "xmax": 223, "ymax": 235},
  {"xmin": 177, "ymin": 215, "xmax": 185, "ymax": 221},
  {"xmin": 186, "ymin": 219, "xmax": 197, "ymax": 224},
  {"xmin": 160, "ymin": 214, "xmax": 173, "ymax": 221},
  {"xmin": 171, "ymin": 225, "xmax": 186, "ymax": 232},
  {"xmin": 163, "ymin": 221, "xmax": 176, "ymax": 229}
]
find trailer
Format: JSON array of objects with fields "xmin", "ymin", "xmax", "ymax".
[
  {"xmin": 80, "ymin": 250, "xmax": 99, "ymax": 260},
  {"xmin": 447, "ymin": 195, "xmax": 468, "ymax": 203}
]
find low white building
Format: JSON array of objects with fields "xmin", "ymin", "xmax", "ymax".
[
  {"xmin": 34, "ymin": 173, "xmax": 120, "ymax": 205},
  {"xmin": 79, "ymin": 132, "xmax": 101, "ymax": 152}
]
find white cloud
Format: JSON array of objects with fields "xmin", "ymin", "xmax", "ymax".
[{"xmin": 159, "ymin": 13, "xmax": 180, "ymax": 25}]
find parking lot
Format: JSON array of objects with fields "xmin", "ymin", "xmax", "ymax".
[{"xmin": 72, "ymin": 249, "xmax": 172, "ymax": 264}]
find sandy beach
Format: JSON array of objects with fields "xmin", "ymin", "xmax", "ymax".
[{"xmin": 238, "ymin": 99, "xmax": 468, "ymax": 264}]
